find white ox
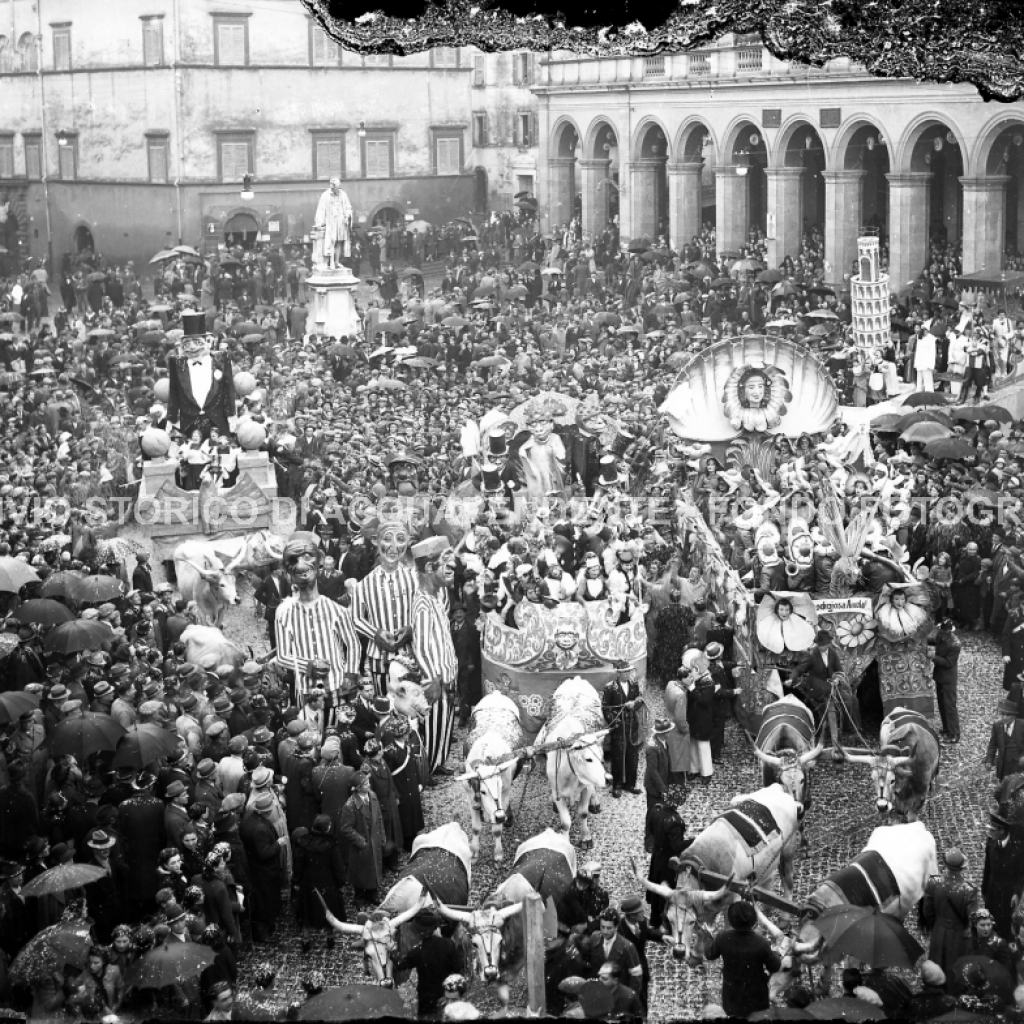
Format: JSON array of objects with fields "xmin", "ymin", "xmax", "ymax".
[
  {"xmin": 533, "ymin": 676, "xmax": 608, "ymax": 850},
  {"xmin": 182, "ymin": 624, "xmax": 248, "ymax": 672},
  {"xmin": 458, "ymin": 692, "xmax": 524, "ymax": 864},
  {"xmin": 173, "ymin": 541, "xmax": 244, "ymax": 627}
]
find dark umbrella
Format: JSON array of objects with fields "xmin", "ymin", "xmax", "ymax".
[
  {"xmin": 757, "ymin": 268, "xmax": 784, "ymax": 284},
  {"xmin": 940, "ymin": 295, "xmax": 960, "ymax": 309},
  {"xmin": 22, "ymin": 863, "xmax": 109, "ymax": 898},
  {"xmin": 441, "ymin": 315, "xmax": 469, "ymax": 328},
  {"xmin": 901, "ymin": 391, "xmax": 955, "ymax": 408},
  {"xmin": 86, "ymin": 272, "xmax": 107, "ymax": 283},
  {"xmin": 518, "ymin": 260, "xmax": 540, "ymax": 272},
  {"xmin": 808, "ymin": 285, "xmax": 836, "ymax": 296},
  {"xmin": 400, "ymin": 267, "xmax": 424, "ymax": 279},
  {"xmin": 924, "ymin": 438, "xmax": 978, "ymax": 460},
  {"xmin": 711, "ymin": 277, "xmax": 733, "ymax": 288},
  {"xmin": 71, "ymin": 576, "xmax": 124, "ymax": 602},
  {"xmin": 232, "ymin": 320, "xmax": 260, "ymax": 336},
  {"xmin": 11, "ymin": 599, "xmax": 76, "ymax": 627},
  {"xmin": 9, "ymin": 922, "xmax": 93, "ymax": 985},
  {"xmin": 871, "ymin": 413, "xmax": 904, "ymax": 432},
  {"xmin": 124, "ymin": 941, "xmax": 216, "ymax": 989},
  {"xmin": 0, "ymin": 690, "xmax": 40, "ymax": 725},
  {"xmin": 298, "ymin": 985, "xmax": 408, "ymax": 1020},
  {"xmin": 328, "ymin": 343, "xmax": 358, "ymax": 359},
  {"xmin": 806, "ymin": 998, "xmax": 886, "ymax": 1021},
  {"xmin": 628, "ymin": 238, "xmax": 651, "ymax": 253},
  {"xmin": 507, "ymin": 285, "xmax": 528, "ymax": 299},
  {"xmin": 953, "ymin": 404, "xmax": 1013, "ymax": 423},
  {"xmin": 894, "ymin": 410, "xmax": 953, "ymax": 431},
  {"xmin": 813, "ymin": 904, "xmax": 923, "ymax": 969},
  {"xmin": 43, "ymin": 619, "xmax": 115, "ymax": 655},
  {"xmin": 112, "ymin": 724, "xmax": 182, "ymax": 769},
  {"xmin": 378, "ymin": 320, "xmax": 406, "ymax": 336},
  {"xmin": 51, "ymin": 712, "xmax": 127, "ymax": 761},
  {"xmin": 951, "ymin": 955, "xmax": 1015, "ymax": 1005},
  {"xmin": 690, "ymin": 261, "xmax": 718, "ymax": 278}
]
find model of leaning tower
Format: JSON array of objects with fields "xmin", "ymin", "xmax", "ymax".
[{"xmin": 851, "ymin": 233, "xmax": 891, "ymax": 352}]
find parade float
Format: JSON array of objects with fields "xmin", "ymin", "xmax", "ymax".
[{"xmin": 660, "ymin": 333, "xmax": 936, "ymax": 730}]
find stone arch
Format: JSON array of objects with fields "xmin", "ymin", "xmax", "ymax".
[
  {"xmin": 893, "ymin": 112, "xmax": 967, "ymax": 175},
  {"xmin": 550, "ymin": 115, "xmax": 582, "ymax": 160},
  {"xmin": 673, "ymin": 118, "xmax": 716, "ymax": 167},
  {"xmin": 72, "ymin": 224, "xmax": 95, "ymax": 254},
  {"xmin": 584, "ymin": 118, "xmax": 620, "ymax": 163},
  {"xmin": 775, "ymin": 116, "xmax": 827, "ymax": 170},
  {"xmin": 365, "ymin": 202, "xmax": 404, "ymax": 228},
  {"xmin": 832, "ymin": 115, "xmax": 891, "ymax": 172},
  {"xmin": 973, "ymin": 113, "xmax": 1024, "ymax": 177},
  {"xmin": 632, "ymin": 118, "xmax": 671, "ymax": 242},
  {"xmin": 720, "ymin": 115, "xmax": 773, "ymax": 167},
  {"xmin": 973, "ymin": 114, "xmax": 1024, "ymax": 260},
  {"xmin": 631, "ymin": 116, "xmax": 672, "ymax": 162}
]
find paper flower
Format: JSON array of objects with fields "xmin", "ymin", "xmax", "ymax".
[
  {"xmin": 756, "ymin": 592, "xmax": 818, "ymax": 655},
  {"xmin": 833, "ymin": 614, "xmax": 877, "ymax": 649},
  {"xmin": 874, "ymin": 584, "xmax": 931, "ymax": 642}
]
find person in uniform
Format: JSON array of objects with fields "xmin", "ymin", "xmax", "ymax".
[{"xmin": 921, "ymin": 848, "xmax": 980, "ymax": 985}]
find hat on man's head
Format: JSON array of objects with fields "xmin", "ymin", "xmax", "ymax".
[
  {"xmin": 620, "ymin": 895, "xmax": 644, "ymax": 915},
  {"xmin": 920, "ymin": 960, "xmax": 945, "ymax": 986},
  {"xmin": 196, "ymin": 758, "xmax": 217, "ymax": 779},
  {"xmin": 88, "ymin": 831, "xmax": 116, "ymax": 850},
  {"xmin": 252, "ymin": 792, "xmax": 274, "ymax": 814},
  {"xmin": 228, "ymin": 735, "xmax": 248, "ymax": 754},
  {"xmin": 206, "ymin": 720, "xmax": 228, "ymax": 738},
  {"xmin": 727, "ymin": 901, "xmax": 757, "ymax": 930},
  {"xmin": 93, "ymin": 681, "xmax": 114, "ymax": 699},
  {"xmin": 998, "ymin": 699, "xmax": 1019, "ymax": 716},
  {"xmin": 814, "ymin": 630, "xmax": 832, "ymax": 646},
  {"xmin": 411, "ymin": 536, "xmax": 451, "ymax": 561},
  {"xmin": 252, "ymin": 726, "xmax": 272, "ymax": 745},
  {"xmin": 944, "ymin": 848, "xmax": 965, "ymax": 870},
  {"xmin": 165, "ymin": 780, "xmax": 187, "ymax": 800},
  {"xmin": 252, "ymin": 766, "xmax": 273, "ymax": 789}
]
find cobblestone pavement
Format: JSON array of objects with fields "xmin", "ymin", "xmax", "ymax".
[{"xmin": 150, "ymin": 551, "xmax": 1004, "ymax": 1019}]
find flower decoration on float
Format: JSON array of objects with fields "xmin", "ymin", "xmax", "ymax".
[
  {"xmin": 721, "ymin": 363, "xmax": 792, "ymax": 433},
  {"xmin": 756, "ymin": 591, "xmax": 818, "ymax": 655},
  {"xmin": 833, "ymin": 614, "xmax": 877, "ymax": 649},
  {"xmin": 873, "ymin": 582, "xmax": 931, "ymax": 642}
]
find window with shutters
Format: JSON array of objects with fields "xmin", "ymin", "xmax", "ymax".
[
  {"xmin": 435, "ymin": 137, "xmax": 460, "ymax": 175},
  {"xmin": 473, "ymin": 112, "xmax": 488, "ymax": 147},
  {"xmin": 217, "ymin": 134, "xmax": 253, "ymax": 182},
  {"xmin": 0, "ymin": 138, "xmax": 13, "ymax": 179},
  {"xmin": 147, "ymin": 137, "xmax": 168, "ymax": 183},
  {"xmin": 57, "ymin": 137, "xmax": 77, "ymax": 180},
  {"xmin": 313, "ymin": 135, "xmax": 345, "ymax": 179},
  {"xmin": 362, "ymin": 137, "xmax": 392, "ymax": 179},
  {"xmin": 310, "ymin": 24, "xmax": 340, "ymax": 66},
  {"xmin": 512, "ymin": 52, "xmax": 531, "ymax": 85},
  {"xmin": 214, "ymin": 18, "xmax": 247, "ymax": 66},
  {"xmin": 52, "ymin": 27, "xmax": 71, "ymax": 71},
  {"xmin": 473, "ymin": 54, "xmax": 485, "ymax": 86},
  {"xmin": 24, "ymin": 136, "xmax": 41, "ymax": 179},
  {"xmin": 0, "ymin": 37, "xmax": 12, "ymax": 73},
  {"xmin": 518, "ymin": 112, "xmax": 532, "ymax": 148},
  {"xmin": 431, "ymin": 47, "xmax": 458, "ymax": 68},
  {"xmin": 363, "ymin": 53, "xmax": 391, "ymax": 67},
  {"xmin": 142, "ymin": 19, "xmax": 163, "ymax": 66},
  {"xmin": 19, "ymin": 33, "xmax": 38, "ymax": 72}
]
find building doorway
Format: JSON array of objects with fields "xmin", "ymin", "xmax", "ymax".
[
  {"xmin": 73, "ymin": 225, "xmax": 95, "ymax": 255},
  {"xmin": 223, "ymin": 211, "xmax": 260, "ymax": 249}
]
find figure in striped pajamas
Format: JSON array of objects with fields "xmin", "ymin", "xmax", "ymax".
[
  {"xmin": 352, "ymin": 521, "xmax": 416, "ymax": 699},
  {"xmin": 410, "ymin": 535, "xmax": 459, "ymax": 778}
]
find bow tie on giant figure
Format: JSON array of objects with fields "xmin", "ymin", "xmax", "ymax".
[{"xmin": 166, "ymin": 310, "xmax": 237, "ymax": 441}]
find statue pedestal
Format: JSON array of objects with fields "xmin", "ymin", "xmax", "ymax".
[{"xmin": 308, "ymin": 266, "xmax": 360, "ymax": 339}]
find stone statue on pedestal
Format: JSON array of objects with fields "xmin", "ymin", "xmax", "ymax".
[{"xmin": 312, "ymin": 178, "xmax": 354, "ymax": 272}]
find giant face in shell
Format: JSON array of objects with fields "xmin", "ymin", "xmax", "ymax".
[{"xmin": 660, "ymin": 336, "xmax": 839, "ymax": 442}]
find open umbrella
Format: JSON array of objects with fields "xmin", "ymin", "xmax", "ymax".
[
  {"xmin": 378, "ymin": 320, "xmax": 406, "ymax": 336},
  {"xmin": 173, "ymin": 244, "xmax": 201, "ymax": 257},
  {"xmin": 507, "ymin": 285, "xmax": 528, "ymax": 299},
  {"xmin": 0, "ymin": 690, "xmax": 40, "ymax": 725},
  {"xmin": 732, "ymin": 257, "xmax": 764, "ymax": 274},
  {"xmin": 11, "ymin": 599, "xmax": 76, "ymax": 627},
  {"xmin": 51, "ymin": 712, "xmax": 127, "ymax": 761},
  {"xmin": 518, "ymin": 260, "xmax": 540, "ymax": 272},
  {"xmin": 871, "ymin": 413, "xmax": 904, "ymax": 432},
  {"xmin": 690, "ymin": 261, "xmax": 718, "ymax": 279},
  {"xmin": 149, "ymin": 250, "xmax": 178, "ymax": 264},
  {"xmin": 441, "ymin": 315, "xmax": 469, "ymax": 328},
  {"xmin": 86, "ymin": 271, "xmax": 108, "ymax": 283},
  {"xmin": 43, "ymin": 619, "xmax": 115, "ymax": 655},
  {"xmin": 540, "ymin": 266, "xmax": 562, "ymax": 276},
  {"xmin": 772, "ymin": 281, "xmax": 800, "ymax": 298},
  {"xmin": 0, "ymin": 557, "xmax": 40, "ymax": 593},
  {"xmin": 9, "ymin": 922, "xmax": 93, "ymax": 985},
  {"xmin": 894, "ymin": 410, "xmax": 953, "ymax": 431},
  {"xmin": 901, "ymin": 391, "xmax": 954, "ymax": 408},
  {"xmin": 805, "ymin": 309, "xmax": 839, "ymax": 320},
  {"xmin": 953, "ymin": 404, "xmax": 1013, "ymax": 423},
  {"xmin": 628, "ymin": 237, "xmax": 651, "ymax": 253},
  {"xmin": 808, "ymin": 285, "xmax": 837, "ymax": 296},
  {"xmin": 125, "ymin": 941, "xmax": 215, "ymax": 989},
  {"xmin": 400, "ymin": 357, "xmax": 436, "ymax": 370},
  {"xmin": 474, "ymin": 355, "xmax": 511, "ymax": 369},
  {"xmin": 950, "ymin": 955, "xmax": 1015, "ymax": 1005},
  {"xmin": 808, "ymin": 324, "xmax": 836, "ymax": 337},
  {"xmin": 806, "ymin": 999, "xmax": 886, "ymax": 1021},
  {"xmin": 901, "ymin": 422, "xmax": 954, "ymax": 445},
  {"xmin": 71, "ymin": 576, "xmax": 124, "ymax": 603},
  {"xmin": 86, "ymin": 327, "xmax": 116, "ymax": 338},
  {"xmin": 298, "ymin": 985, "xmax": 408, "ymax": 1020},
  {"xmin": 368, "ymin": 378, "xmax": 408, "ymax": 391},
  {"xmin": 757, "ymin": 268, "xmax": 784, "ymax": 284},
  {"xmin": 112, "ymin": 724, "xmax": 182, "ymax": 769},
  {"xmin": 924, "ymin": 438, "xmax": 978, "ymax": 460},
  {"xmin": 22, "ymin": 863, "xmax": 109, "ymax": 898},
  {"xmin": 812, "ymin": 904, "xmax": 923, "ymax": 969},
  {"xmin": 232, "ymin": 320, "xmax": 260, "ymax": 336},
  {"xmin": 400, "ymin": 266, "xmax": 424, "ymax": 279},
  {"xmin": 407, "ymin": 219, "xmax": 432, "ymax": 233}
]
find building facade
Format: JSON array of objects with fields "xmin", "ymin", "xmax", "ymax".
[
  {"xmin": 0, "ymin": 0, "xmax": 535, "ymax": 270},
  {"xmin": 534, "ymin": 36, "xmax": 1024, "ymax": 290}
]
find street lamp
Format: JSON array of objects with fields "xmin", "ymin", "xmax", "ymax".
[
  {"xmin": 57, "ymin": 130, "xmax": 69, "ymax": 148},
  {"xmin": 358, "ymin": 121, "xmax": 367, "ymax": 138},
  {"xmin": 241, "ymin": 174, "xmax": 254, "ymax": 201},
  {"xmin": 735, "ymin": 149, "xmax": 751, "ymax": 176}
]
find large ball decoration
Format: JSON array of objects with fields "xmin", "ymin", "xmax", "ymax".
[
  {"xmin": 140, "ymin": 427, "xmax": 171, "ymax": 458},
  {"xmin": 153, "ymin": 378, "xmax": 170, "ymax": 403},
  {"xmin": 233, "ymin": 371, "xmax": 257, "ymax": 397},
  {"xmin": 235, "ymin": 420, "xmax": 266, "ymax": 451}
]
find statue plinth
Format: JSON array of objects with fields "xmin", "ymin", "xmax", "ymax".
[{"xmin": 308, "ymin": 265, "xmax": 360, "ymax": 340}]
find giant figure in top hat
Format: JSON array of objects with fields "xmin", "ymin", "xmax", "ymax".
[{"xmin": 166, "ymin": 311, "xmax": 236, "ymax": 440}]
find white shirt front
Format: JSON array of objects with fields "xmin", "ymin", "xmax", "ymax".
[{"xmin": 188, "ymin": 354, "xmax": 213, "ymax": 410}]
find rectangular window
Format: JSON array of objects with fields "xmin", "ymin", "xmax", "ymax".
[
  {"xmin": 436, "ymin": 136, "xmax": 460, "ymax": 175},
  {"xmin": 432, "ymin": 46, "xmax": 458, "ymax": 68},
  {"xmin": 512, "ymin": 52, "xmax": 531, "ymax": 85},
  {"xmin": 142, "ymin": 19, "xmax": 163, "ymax": 66},
  {"xmin": 58, "ymin": 138, "xmax": 77, "ymax": 180},
  {"xmin": 518, "ymin": 112, "xmax": 531, "ymax": 147},
  {"xmin": 217, "ymin": 136, "xmax": 252, "ymax": 182},
  {"xmin": 310, "ymin": 25, "xmax": 340, "ymax": 66},
  {"xmin": 147, "ymin": 137, "xmax": 168, "ymax": 183},
  {"xmin": 363, "ymin": 53, "xmax": 391, "ymax": 67},
  {"xmin": 362, "ymin": 136, "xmax": 393, "ymax": 179},
  {"xmin": 473, "ymin": 112, "xmax": 488, "ymax": 147},
  {"xmin": 0, "ymin": 138, "xmax": 13, "ymax": 178},
  {"xmin": 473, "ymin": 54, "xmax": 485, "ymax": 86},
  {"xmin": 24, "ymin": 136, "xmax": 41, "ymax": 179},
  {"xmin": 214, "ymin": 18, "xmax": 247, "ymax": 66},
  {"xmin": 314, "ymin": 137, "xmax": 344, "ymax": 179},
  {"xmin": 52, "ymin": 26, "xmax": 71, "ymax": 70}
]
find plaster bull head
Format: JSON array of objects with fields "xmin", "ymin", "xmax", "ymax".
[
  {"xmin": 435, "ymin": 900, "xmax": 523, "ymax": 983},
  {"xmin": 388, "ymin": 680, "xmax": 430, "ymax": 721},
  {"xmin": 182, "ymin": 559, "xmax": 241, "ymax": 608}
]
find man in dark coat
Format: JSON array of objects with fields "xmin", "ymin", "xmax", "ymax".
[
  {"xmin": 580, "ymin": 908, "xmax": 644, "ymax": 995},
  {"xmin": 986, "ymin": 699, "xmax": 1024, "ymax": 781},
  {"xmin": 350, "ymin": 676, "xmax": 382, "ymax": 747},
  {"xmin": 643, "ymin": 719, "xmax": 673, "ymax": 808},
  {"xmin": 282, "ymin": 735, "xmax": 320, "ymax": 834},
  {"xmin": 952, "ymin": 541, "xmax": 984, "ymax": 630},
  {"xmin": 363, "ymin": 739, "xmax": 402, "ymax": 871},
  {"xmin": 617, "ymin": 896, "xmax": 660, "ymax": 1012},
  {"xmin": 239, "ymin": 791, "xmax": 285, "ymax": 943},
  {"xmin": 116, "ymin": 771, "xmax": 166, "ymax": 919},
  {"xmin": 930, "ymin": 619, "xmax": 961, "ymax": 742},
  {"xmin": 643, "ymin": 801, "xmax": 690, "ymax": 928},
  {"xmin": 704, "ymin": 899, "xmax": 781, "ymax": 1018},
  {"xmin": 394, "ymin": 910, "xmax": 464, "ymax": 1018},
  {"xmin": 337, "ymin": 766, "xmax": 385, "ymax": 904},
  {"xmin": 132, "ymin": 551, "xmax": 153, "ymax": 592},
  {"xmin": 0, "ymin": 862, "xmax": 32, "ymax": 963},
  {"xmin": 312, "ymin": 743, "xmax": 357, "ymax": 840},
  {"xmin": 381, "ymin": 719, "xmax": 424, "ymax": 852},
  {"xmin": 921, "ymin": 848, "xmax": 980, "ymax": 983},
  {"xmin": 982, "ymin": 811, "xmax": 1024, "ymax": 940},
  {"xmin": 0, "ymin": 761, "xmax": 40, "ymax": 859},
  {"xmin": 706, "ymin": 642, "xmax": 740, "ymax": 763},
  {"xmin": 558, "ymin": 862, "xmax": 611, "ymax": 937},
  {"xmin": 292, "ymin": 816, "xmax": 347, "ymax": 952},
  {"xmin": 602, "ymin": 663, "xmax": 644, "ymax": 798}
]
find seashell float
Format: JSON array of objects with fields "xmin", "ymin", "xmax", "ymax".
[{"xmin": 660, "ymin": 336, "xmax": 839, "ymax": 443}]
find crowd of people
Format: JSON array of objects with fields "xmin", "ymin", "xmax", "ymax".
[{"xmin": 1, "ymin": 209, "xmax": 1024, "ymax": 1022}]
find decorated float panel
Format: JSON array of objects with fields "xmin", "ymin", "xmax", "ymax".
[
  {"xmin": 481, "ymin": 598, "xmax": 646, "ymax": 739},
  {"xmin": 661, "ymin": 335, "xmax": 935, "ymax": 723}
]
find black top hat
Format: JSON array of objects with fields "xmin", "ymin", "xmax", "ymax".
[
  {"xmin": 481, "ymin": 463, "xmax": 502, "ymax": 493},
  {"xmin": 181, "ymin": 310, "xmax": 207, "ymax": 338},
  {"xmin": 488, "ymin": 429, "xmax": 508, "ymax": 457}
]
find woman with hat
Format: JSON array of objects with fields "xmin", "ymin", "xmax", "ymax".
[
  {"xmin": 967, "ymin": 907, "xmax": 1015, "ymax": 975},
  {"xmin": 292, "ymin": 814, "xmax": 347, "ymax": 953}
]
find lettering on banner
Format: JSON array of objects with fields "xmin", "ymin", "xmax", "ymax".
[{"xmin": 813, "ymin": 597, "xmax": 873, "ymax": 616}]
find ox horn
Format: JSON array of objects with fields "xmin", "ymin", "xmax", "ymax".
[
  {"xmin": 435, "ymin": 901, "xmax": 474, "ymax": 925},
  {"xmin": 797, "ymin": 741, "xmax": 825, "ymax": 766},
  {"xmin": 890, "ymin": 755, "xmax": 912, "ymax": 767},
  {"xmin": 498, "ymin": 902, "xmax": 524, "ymax": 921},
  {"xmin": 181, "ymin": 558, "xmax": 221, "ymax": 581},
  {"xmin": 842, "ymin": 749, "xmax": 877, "ymax": 765},
  {"xmin": 454, "ymin": 771, "xmax": 475, "ymax": 782},
  {"xmin": 754, "ymin": 905, "xmax": 784, "ymax": 941},
  {"xmin": 752, "ymin": 747, "xmax": 782, "ymax": 768}
]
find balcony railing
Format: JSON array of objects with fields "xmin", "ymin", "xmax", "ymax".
[
  {"xmin": 688, "ymin": 53, "xmax": 711, "ymax": 75},
  {"xmin": 737, "ymin": 47, "xmax": 763, "ymax": 71},
  {"xmin": 643, "ymin": 55, "xmax": 665, "ymax": 77}
]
